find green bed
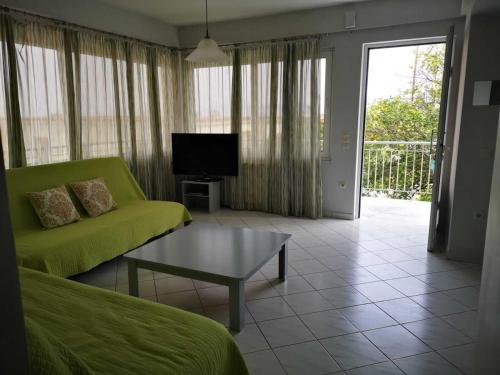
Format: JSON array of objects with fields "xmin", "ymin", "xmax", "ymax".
[{"xmin": 20, "ymin": 267, "xmax": 249, "ymax": 375}]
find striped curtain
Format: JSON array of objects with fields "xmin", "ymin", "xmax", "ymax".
[
  {"xmin": 183, "ymin": 40, "xmax": 322, "ymax": 218},
  {"xmin": 0, "ymin": 14, "xmax": 181, "ymax": 200}
]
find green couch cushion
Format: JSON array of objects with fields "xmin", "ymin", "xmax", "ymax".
[
  {"xmin": 16, "ymin": 200, "xmax": 191, "ymax": 277},
  {"xmin": 25, "ymin": 317, "xmax": 95, "ymax": 375},
  {"xmin": 6, "ymin": 157, "xmax": 146, "ymax": 231},
  {"xmin": 20, "ymin": 267, "xmax": 248, "ymax": 375}
]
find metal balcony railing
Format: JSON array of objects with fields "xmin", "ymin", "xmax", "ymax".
[{"xmin": 362, "ymin": 141, "xmax": 436, "ymax": 199}]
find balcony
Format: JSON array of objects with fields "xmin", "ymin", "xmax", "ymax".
[
  {"xmin": 361, "ymin": 140, "xmax": 434, "ymax": 235},
  {"xmin": 362, "ymin": 141, "xmax": 436, "ymax": 200}
]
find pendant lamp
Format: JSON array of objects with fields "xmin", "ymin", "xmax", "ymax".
[{"xmin": 186, "ymin": 0, "xmax": 227, "ymax": 63}]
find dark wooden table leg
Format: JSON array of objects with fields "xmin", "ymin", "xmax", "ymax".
[
  {"xmin": 128, "ymin": 260, "xmax": 139, "ymax": 297},
  {"xmin": 279, "ymin": 242, "xmax": 288, "ymax": 281},
  {"xmin": 229, "ymin": 280, "xmax": 245, "ymax": 332}
]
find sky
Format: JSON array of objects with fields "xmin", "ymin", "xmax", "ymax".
[
  {"xmin": 366, "ymin": 44, "xmax": 440, "ymax": 105},
  {"xmin": 319, "ymin": 43, "xmax": 445, "ymax": 116}
]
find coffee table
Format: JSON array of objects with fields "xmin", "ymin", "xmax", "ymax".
[{"xmin": 124, "ymin": 222, "xmax": 291, "ymax": 331}]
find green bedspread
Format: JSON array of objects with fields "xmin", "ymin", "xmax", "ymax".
[
  {"xmin": 7, "ymin": 157, "xmax": 192, "ymax": 278},
  {"xmin": 15, "ymin": 200, "xmax": 191, "ymax": 277},
  {"xmin": 20, "ymin": 267, "xmax": 249, "ymax": 375}
]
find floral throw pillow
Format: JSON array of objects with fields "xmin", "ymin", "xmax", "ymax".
[
  {"xmin": 69, "ymin": 178, "xmax": 117, "ymax": 217},
  {"xmin": 26, "ymin": 186, "xmax": 81, "ymax": 229}
]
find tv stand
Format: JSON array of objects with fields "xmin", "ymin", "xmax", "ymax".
[
  {"xmin": 181, "ymin": 180, "xmax": 220, "ymax": 213},
  {"xmin": 194, "ymin": 176, "xmax": 221, "ymax": 183}
]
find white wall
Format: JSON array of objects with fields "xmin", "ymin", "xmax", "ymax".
[
  {"xmin": 476, "ymin": 111, "xmax": 500, "ymax": 374},
  {"xmin": 179, "ymin": 0, "xmax": 462, "ymax": 47},
  {"xmin": 0, "ymin": 0, "xmax": 179, "ymax": 46},
  {"xmin": 180, "ymin": 0, "xmax": 463, "ymax": 218},
  {"xmin": 446, "ymin": 13, "xmax": 500, "ymax": 263},
  {"xmin": 471, "ymin": 3, "xmax": 500, "ymax": 370}
]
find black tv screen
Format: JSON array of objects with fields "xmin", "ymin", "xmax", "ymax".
[{"xmin": 171, "ymin": 133, "xmax": 239, "ymax": 176}]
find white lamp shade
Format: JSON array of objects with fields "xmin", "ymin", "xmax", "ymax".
[{"xmin": 186, "ymin": 37, "xmax": 228, "ymax": 63}]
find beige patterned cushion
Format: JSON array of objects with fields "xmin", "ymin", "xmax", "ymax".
[
  {"xmin": 26, "ymin": 186, "xmax": 81, "ymax": 229},
  {"xmin": 69, "ymin": 178, "xmax": 117, "ymax": 217}
]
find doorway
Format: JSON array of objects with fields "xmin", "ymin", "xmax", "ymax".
[{"xmin": 358, "ymin": 39, "xmax": 448, "ymax": 248}]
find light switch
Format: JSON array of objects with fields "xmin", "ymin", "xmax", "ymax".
[
  {"xmin": 341, "ymin": 132, "xmax": 351, "ymax": 150},
  {"xmin": 345, "ymin": 11, "xmax": 356, "ymax": 29},
  {"xmin": 473, "ymin": 80, "xmax": 500, "ymax": 106}
]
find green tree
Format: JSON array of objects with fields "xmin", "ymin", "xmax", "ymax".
[
  {"xmin": 364, "ymin": 97, "xmax": 438, "ymax": 141},
  {"xmin": 365, "ymin": 44, "xmax": 445, "ymax": 142}
]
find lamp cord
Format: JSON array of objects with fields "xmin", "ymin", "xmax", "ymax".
[{"xmin": 205, "ymin": 0, "xmax": 209, "ymax": 38}]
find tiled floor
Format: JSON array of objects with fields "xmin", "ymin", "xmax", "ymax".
[{"xmin": 72, "ymin": 197, "xmax": 481, "ymax": 375}]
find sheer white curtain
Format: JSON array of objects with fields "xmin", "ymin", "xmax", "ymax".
[
  {"xmin": 74, "ymin": 39, "xmax": 182, "ymax": 199},
  {"xmin": 231, "ymin": 45, "xmax": 278, "ymax": 211},
  {"xmin": 15, "ymin": 22, "xmax": 70, "ymax": 166},
  {"xmin": 183, "ymin": 40, "xmax": 322, "ymax": 217},
  {"xmin": 157, "ymin": 49, "xmax": 182, "ymax": 198},
  {"xmin": 183, "ymin": 52, "xmax": 234, "ymax": 134},
  {"xmin": 285, "ymin": 41, "xmax": 322, "ymax": 217},
  {"xmin": 0, "ymin": 14, "xmax": 182, "ymax": 200},
  {"xmin": 77, "ymin": 33, "xmax": 121, "ymax": 159}
]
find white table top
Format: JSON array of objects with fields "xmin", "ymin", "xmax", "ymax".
[{"xmin": 124, "ymin": 222, "xmax": 291, "ymax": 280}]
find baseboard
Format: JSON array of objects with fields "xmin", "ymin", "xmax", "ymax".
[{"xmin": 322, "ymin": 209, "xmax": 355, "ymax": 220}]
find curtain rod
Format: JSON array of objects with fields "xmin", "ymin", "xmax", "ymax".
[
  {"xmin": 0, "ymin": 5, "xmax": 333, "ymax": 52},
  {"xmin": 0, "ymin": 6, "xmax": 179, "ymax": 50},
  {"xmin": 181, "ymin": 32, "xmax": 329, "ymax": 51},
  {"xmin": 225, "ymin": 33, "xmax": 326, "ymax": 48}
]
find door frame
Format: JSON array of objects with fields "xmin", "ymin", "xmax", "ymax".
[{"xmin": 355, "ymin": 36, "xmax": 448, "ymax": 220}]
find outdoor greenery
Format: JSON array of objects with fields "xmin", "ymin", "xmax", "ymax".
[
  {"xmin": 363, "ymin": 44, "xmax": 445, "ymax": 200},
  {"xmin": 365, "ymin": 44, "xmax": 445, "ymax": 142}
]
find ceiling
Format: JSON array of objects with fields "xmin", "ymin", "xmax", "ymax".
[{"xmin": 97, "ymin": 0, "xmax": 372, "ymax": 26}]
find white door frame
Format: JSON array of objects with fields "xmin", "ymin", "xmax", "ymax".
[{"xmin": 355, "ymin": 36, "xmax": 447, "ymax": 219}]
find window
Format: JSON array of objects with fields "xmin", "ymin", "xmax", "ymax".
[
  {"xmin": 189, "ymin": 52, "xmax": 331, "ymax": 160},
  {"xmin": 79, "ymin": 52, "xmax": 120, "ymax": 158},
  {"xmin": 192, "ymin": 65, "xmax": 233, "ymax": 133},
  {"xmin": 320, "ymin": 50, "xmax": 333, "ymax": 159},
  {"xmin": 240, "ymin": 61, "xmax": 281, "ymax": 161},
  {"xmin": 16, "ymin": 40, "xmax": 70, "ymax": 166}
]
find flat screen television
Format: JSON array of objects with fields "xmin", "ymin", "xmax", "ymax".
[{"xmin": 171, "ymin": 133, "xmax": 239, "ymax": 178}]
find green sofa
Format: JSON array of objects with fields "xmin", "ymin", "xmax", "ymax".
[
  {"xmin": 7, "ymin": 157, "xmax": 192, "ymax": 278},
  {"xmin": 20, "ymin": 267, "xmax": 248, "ymax": 375}
]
